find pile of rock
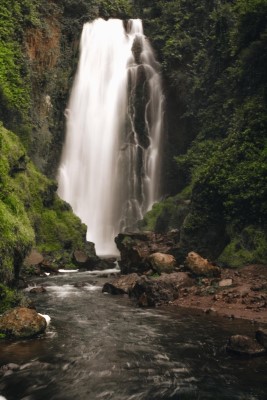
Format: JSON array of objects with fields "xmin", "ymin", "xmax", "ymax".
[{"xmin": 104, "ymin": 231, "xmax": 223, "ymax": 308}]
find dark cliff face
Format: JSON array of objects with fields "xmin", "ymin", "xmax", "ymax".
[
  {"xmin": 0, "ymin": 1, "xmax": 134, "ymax": 178},
  {"xmin": 19, "ymin": 1, "xmax": 136, "ymax": 177},
  {"xmin": 24, "ymin": 2, "xmax": 97, "ymax": 177},
  {"xmin": 0, "ymin": 1, "xmax": 105, "ymax": 292}
]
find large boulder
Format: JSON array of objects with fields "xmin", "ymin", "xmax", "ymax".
[
  {"xmin": 146, "ymin": 252, "xmax": 177, "ymax": 274},
  {"xmin": 130, "ymin": 272, "xmax": 194, "ymax": 307},
  {"xmin": 0, "ymin": 307, "xmax": 47, "ymax": 339},
  {"xmin": 185, "ymin": 252, "xmax": 221, "ymax": 277},
  {"xmin": 226, "ymin": 335, "xmax": 266, "ymax": 356},
  {"xmin": 102, "ymin": 273, "xmax": 139, "ymax": 295},
  {"xmin": 72, "ymin": 250, "xmax": 97, "ymax": 268},
  {"xmin": 24, "ymin": 249, "xmax": 44, "ymax": 266},
  {"xmin": 115, "ymin": 231, "xmax": 180, "ymax": 274},
  {"xmin": 72, "ymin": 241, "xmax": 112, "ymax": 270}
]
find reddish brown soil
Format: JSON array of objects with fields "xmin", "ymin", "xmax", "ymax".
[{"xmin": 171, "ymin": 265, "xmax": 267, "ymax": 323}]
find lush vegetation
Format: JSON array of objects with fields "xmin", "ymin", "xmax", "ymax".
[
  {"xmin": 137, "ymin": 0, "xmax": 267, "ymax": 266},
  {"xmin": 0, "ymin": 0, "xmax": 266, "ymax": 316},
  {"xmin": 0, "ymin": 0, "xmax": 136, "ymax": 312},
  {"xmin": 0, "ymin": 123, "xmax": 87, "ymax": 289}
]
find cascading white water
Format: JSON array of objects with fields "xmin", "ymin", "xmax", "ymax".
[{"xmin": 58, "ymin": 18, "xmax": 164, "ymax": 255}]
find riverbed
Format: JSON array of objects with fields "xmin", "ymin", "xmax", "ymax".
[{"xmin": 1, "ymin": 270, "xmax": 267, "ymax": 400}]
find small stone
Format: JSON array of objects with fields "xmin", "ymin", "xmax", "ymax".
[
  {"xmin": 218, "ymin": 279, "xmax": 233, "ymax": 287},
  {"xmin": 240, "ymin": 289, "xmax": 250, "ymax": 298},
  {"xmin": 73, "ymin": 282, "xmax": 87, "ymax": 288},
  {"xmin": 251, "ymin": 284, "xmax": 264, "ymax": 292},
  {"xmin": 0, "ymin": 363, "xmax": 19, "ymax": 372},
  {"xmin": 204, "ymin": 307, "xmax": 217, "ymax": 314}
]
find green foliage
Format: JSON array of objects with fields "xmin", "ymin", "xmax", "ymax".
[
  {"xmin": 0, "ymin": 125, "xmax": 34, "ymax": 283},
  {"xmin": 0, "ymin": 281, "xmax": 30, "ymax": 314},
  {"xmin": 138, "ymin": 0, "xmax": 267, "ymax": 264},
  {"xmin": 36, "ymin": 198, "xmax": 87, "ymax": 253},
  {"xmin": 140, "ymin": 191, "xmax": 191, "ymax": 233},
  {"xmin": 0, "ymin": 0, "xmax": 40, "ymax": 140},
  {"xmin": 99, "ymin": 0, "xmax": 134, "ymax": 18},
  {"xmin": 0, "ymin": 284, "xmax": 23, "ymax": 314},
  {"xmin": 0, "ymin": 124, "xmax": 87, "ymax": 285},
  {"xmin": 218, "ymin": 226, "xmax": 267, "ymax": 267}
]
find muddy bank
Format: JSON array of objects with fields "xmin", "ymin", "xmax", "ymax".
[
  {"xmin": 171, "ymin": 264, "xmax": 267, "ymax": 323},
  {"xmin": 103, "ymin": 264, "xmax": 267, "ymax": 324}
]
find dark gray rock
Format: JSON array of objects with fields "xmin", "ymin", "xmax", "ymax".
[
  {"xmin": 102, "ymin": 273, "xmax": 139, "ymax": 295},
  {"xmin": 255, "ymin": 328, "xmax": 267, "ymax": 349},
  {"xmin": 130, "ymin": 272, "xmax": 194, "ymax": 307},
  {"xmin": 115, "ymin": 231, "xmax": 180, "ymax": 275},
  {"xmin": 226, "ymin": 335, "xmax": 266, "ymax": 356}
]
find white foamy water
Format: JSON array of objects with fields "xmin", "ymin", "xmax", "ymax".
[
  {"xmin": 58, "ymin": 269, "xmax": 79, "ymax": 273},
  {"xmin": 85, "ymin": 267, "xmax": 120, "ymax": 277},
  {"xmin": 58, "ymin": 18, "xmax": 164, "ymax": 255},
  {"xmin": 38, "ymin": 313, "xmax": 51, "ymax": 325}
]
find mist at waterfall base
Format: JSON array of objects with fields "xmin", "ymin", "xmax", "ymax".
[{"xmin": 58, "ymin": 18, "xmax": 164, "ymax": 256}]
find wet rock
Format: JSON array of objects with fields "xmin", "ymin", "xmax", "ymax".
[
  {"xmin": 29, "ymin": 286, "xmax": 47, "ymax": 294},
  {"xmin": 218, "ymin": 279, "xmax": 233, "ymax": 287},
  {"xmin": 115, "ymin": 231, "xmax": 180, "ymax": 275},
  {"xmin": 72, "ymin": 247, "xmax": 110, "ymax": 271},
  {"xmin": 102, "ymin": 273, "xmax": 139, "ymax": 295},
  {"xmin": 72, "ymin": 250, "xmax": 98, "ymax": 269},
  {"xmin": 74, "ymin": 282, "xmax": 88, "ymax": 288},
  {"xmin": 24, "ymin": 249, "xmax": 44, "ymax": 266},
  {"xmin": 0, "ymin": 307, "xmax": 47, "ymax": 339},
  {"xmin": 132, "ymin": 35, "xmax": 143, "ymax": 64},
  {"xmin": 130, "ymin": 272, "xmax": 194, "ymax": 307},
  {"xmin": 226, "ymin": 335, "xmax": 266, "ymax": 356},
  {"xmin": 73, "ymin": 250, "xmax": 88, "ymax": 264},
  {"xmin": 17, "ymin": 277, "xmax": 28, "ymax": 289},
  {"xmin": 255, "ymin": 328, "xmax": 267, "ymax": 349},
  {"xmin": 40, "ymin": 260, "xmax": 59, "ymax": 274},
  {"xmin": 185, "ymin": 252, "xmax": 221, "ymax": 277},
  {"xmin": 0, "ymin": 363, "xmax": 20, "ymax": 374},
  {"xmin": 204, "ymin": 307, "xmax": 217, "ymax": 315},
  {"xmin": 146, "ymin": 253, "xmax": 177, "ymax": 274}
]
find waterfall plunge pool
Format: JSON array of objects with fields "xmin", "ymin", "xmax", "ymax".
[{"xmin": 0, "ymin": 271, "xmax": 267, "ymax": 400}]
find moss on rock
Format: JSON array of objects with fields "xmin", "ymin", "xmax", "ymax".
[
  {"xmin": 0, "ymin": 123, "xmax": 87, "ymax": 286},
  {"xmin": 140, "ymin": 190, "xmax": 191, "ymax": 233}
]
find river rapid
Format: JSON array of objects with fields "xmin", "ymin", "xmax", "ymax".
[{"xmin": 0, "ymin": 270, "xmax": 267, "ymax": 400}]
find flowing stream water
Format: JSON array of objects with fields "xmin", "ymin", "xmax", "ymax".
[
  {"xmin": 1, "ymin": 271, "xmax": 267, "ymax": 400},
  {"xmin": 58, "ymin": 19, "xmax": 164, "ymax": 256}
]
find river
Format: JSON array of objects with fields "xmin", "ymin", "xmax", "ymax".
[{"xmin": 1, "ymin": 270, "xmax": 267, "ymax": 400}]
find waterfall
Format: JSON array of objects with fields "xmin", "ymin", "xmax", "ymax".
[{"xmin": 58, "ymin": 18, "xmax": 164, "ymax": 256}]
